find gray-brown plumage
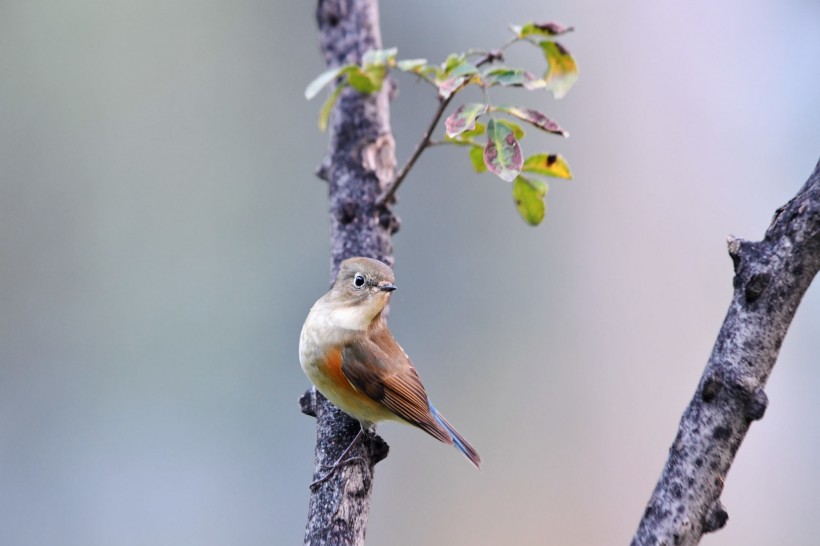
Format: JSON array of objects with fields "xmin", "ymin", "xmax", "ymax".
[{"xmin": 299, "ymin": 257, "xmax": 480, "ymax": 468}]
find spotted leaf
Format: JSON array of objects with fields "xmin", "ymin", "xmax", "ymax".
[
  {"xmin": 540, "ymin": 41, "xmax": 578, "ymax": 99},
  {"xmin": 494, "ymin": 105, "xmax": 567, "ymax": 136},
  {"xmin": 522, "ymin": 153, "xmax": 572, "ymax": 179},
  {"xmin": 445, "ymin": 103, "xmax": 488, "ymax": 138},
  {"xmin": 484, "ymin": 119, "xmax": 523, "ymax": 182},
  {"xmin": 511, "ymin": 21, "xmax": 574, "ymax": 38}
]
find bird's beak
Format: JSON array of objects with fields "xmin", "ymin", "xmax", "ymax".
[{"xmin": 379, "ymin": 283, "xmax": 397, "ymax": 292}]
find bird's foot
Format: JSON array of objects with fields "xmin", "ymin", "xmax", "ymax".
[
  {"xmin": 309, "ymin": 428, "xmax": 366, "ymax": 490},
  {"xmin": 309, "ymin": 456, "xmax": 367, "ymax": 489}
]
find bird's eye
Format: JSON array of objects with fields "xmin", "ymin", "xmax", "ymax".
[{"xmin": 353, "ymin": 274, "xmax": 366, "ymax": 288}]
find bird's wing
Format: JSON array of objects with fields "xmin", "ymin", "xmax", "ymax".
[{"xmin": 341, "ymin": 332, "xmax": 451, "ymax": 444}]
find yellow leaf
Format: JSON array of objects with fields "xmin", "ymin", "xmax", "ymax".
[{"xmin": 522, "ymin": 153, "xmax": 572, "ymax": 179}]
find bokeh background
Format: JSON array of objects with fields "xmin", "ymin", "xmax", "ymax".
[{"xmin": 1, "ymin": 0, "xmax": 818, "ymax": 544}]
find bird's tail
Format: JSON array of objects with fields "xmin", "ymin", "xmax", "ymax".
[{"xmin": 429, "ymin": 403, "xmax": 481, "ymax": 469}]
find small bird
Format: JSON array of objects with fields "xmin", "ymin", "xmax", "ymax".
[{"xmin": 299, "ymin": 256, "xmax": 481, "ymax": 474}]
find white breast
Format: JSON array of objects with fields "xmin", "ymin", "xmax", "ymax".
[{"xmin": 299, "ymin": 299, "xmax": 362, "ymax": 375}]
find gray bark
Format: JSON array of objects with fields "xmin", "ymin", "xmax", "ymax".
[
  {"xmin": 300, "ymin": 1, "xmax": 398, "ymax": 545},
  {"xmin": 631, "ymin": 158, "xmax": 820, "ymax": 545}
]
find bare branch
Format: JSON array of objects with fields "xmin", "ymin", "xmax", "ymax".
[{"xmin": 631, "ymin": 158, "xmax": 820, "ymax": 545}]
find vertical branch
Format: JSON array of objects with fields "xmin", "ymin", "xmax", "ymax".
[
  {"xmin": 631, "ymin": 158, "xmax": 820, "ymax": 545},
  {"xmin": 301, "ymin": 1, "xmax": 398, "ymax": 545}
]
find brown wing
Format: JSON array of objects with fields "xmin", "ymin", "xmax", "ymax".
[{"xmin": 340, "ymin": 328, "xmax": 451, "ymax": 444}]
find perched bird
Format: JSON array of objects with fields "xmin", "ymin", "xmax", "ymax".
[{"xmin": 299, "ymin": 256, "xmax": 481, "ymax": 474}]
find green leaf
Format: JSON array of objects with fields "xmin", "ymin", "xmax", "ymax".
[
  {"xmin": 482, "ymin": 67, "xmax": 539, "ymax": 88},
  {"xmin": 513, "ymin": 176, "xmax": 548, "ymax": 225},
  {"xmin": 484, "ymin": 118, "xmax": 523, "ymax": 182},
  {"xmin": 305, "ymin": 66, "xmax": 347, "ymax": 100},
  {"xmin": 497, "ymin": 119, "xmax": 525, "ymax": 140},
  {"xmin": 445, "ymin": 122, "xmax": 486, "ymax": 146},
  {"xmin": 511, "ymin": 21, "xmax": 574, "ymax": 38},
  {"xmin": 359, "ymin": 49, "xmax": 394, "ymax": 92},
  {"xmin": 307, "ymin": 62, "xmax": 386, "ymax": 99},
  {"xmin": 540, "ymin": 41, "xmax": 579, "ymax": 99},
  {"xmin": 362, "ymin": 48, "xmax": 397, "ymax": 67},
  {"xmin": 437, "ymin": 59, "xmax": 478, "ymax": 99},
  {"xmin": 522, "ymin": 153, "xmax": 572, "ymax": 179},
  {"xmin": 318, "ymin": 84, "xmax": 343, "ymax": 132},
  {"xmin": 493, "ymin": 105, "xmax": 567, "ymax": 136},
  {"xmin": 347, "ymin": 66, "xmax": 381, "ymax": 93},
  {"xmin": 397, "ymin": 58, "xmax": 428, "ymax": 72},
  {"xmin": 445, "ymin": 103, "xmax": 488, "ymax": 138},
  {"xmin": 460, "ymin": 121, "xmax": 486, "ymax": 140},
  {"xmin": 438, "ymin": 74, "xmax": 480, "ymax": 99},
  {"xmin": 443, "ymin": 53, "xmax": 467, "ymax": 73},
  {"xmin": 448, "ymin": 61, "xmax": 479, "ymax": 79},
  {"xmin": 469, "ymin": 145, "xmax": 487, "ymax": 173},
  {"xmin": 438, "ymin": 77, "xmax": 464, "ymax": 99},
  {"xmin": 365, "ymin": 65, "xmax": 388, "ymax": 88}
]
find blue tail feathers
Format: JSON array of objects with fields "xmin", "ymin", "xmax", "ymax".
[{"xmin": 429, "ymin": 402, "xmax": 481, "ymax": 468}]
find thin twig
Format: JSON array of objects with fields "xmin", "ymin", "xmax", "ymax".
[{"xmin": 377, "ymin": 97, "xmax": 452, "ymax": 206}]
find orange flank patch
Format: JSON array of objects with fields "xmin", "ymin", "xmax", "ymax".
[
  {"xmin": 317, "ymin": 347, "xmax": 391, "ymax": 422},
  {"xmin": 320, "ymin": 348, "xmax": 347, "ymax": 386}
]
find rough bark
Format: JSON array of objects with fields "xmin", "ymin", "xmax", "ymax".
[
  {"xmin": 631, "ymin": 158, "xmax": 820, "ymax": 545},
  {"xmin": 301, "ymin": 1, "xmax": 398, "ymax": 545}
]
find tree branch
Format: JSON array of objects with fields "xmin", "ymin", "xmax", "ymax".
[
  {"xmin": 631, "ymin": 157, "xmax": 820, "ymax": 545},
  {"xmin": 303, "ymin": 1, "xmax": 397, "ymax": 544}
]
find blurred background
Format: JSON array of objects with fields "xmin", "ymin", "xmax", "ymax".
[{"xmin": 1, "ymin": 0, "xmax": 818, "ymax": 544}]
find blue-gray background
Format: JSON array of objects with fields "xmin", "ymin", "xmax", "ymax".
[{"xmin": 1, "ymin": 1, "xmax": 818, "ymax": 544}]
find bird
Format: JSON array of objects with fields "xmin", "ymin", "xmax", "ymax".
[{"xmin": 299, "ymin": 256, "xmax": 481, "ymax": 479}]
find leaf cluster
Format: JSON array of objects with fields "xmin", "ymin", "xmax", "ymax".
[{"xmin": 306, "ymin": 20, "xmax": 578, "ymax": 226}]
